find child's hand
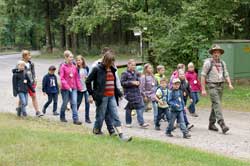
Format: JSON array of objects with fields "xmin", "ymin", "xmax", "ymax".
[
  {"xmin": 159, "ymin": 101, "xmax": 164, "ymax": 105},
  {"xmin": 176, "ymin": 104, "xmax": 180, "ymax": 108}
]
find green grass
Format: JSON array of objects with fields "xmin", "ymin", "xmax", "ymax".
[
  {"xmin": 197, "ymin": 84, "xmax": 250, "ymax": 112},
  {"xmin": 0, "ymin": 113, "xmax": 249, "ymax": 166}
]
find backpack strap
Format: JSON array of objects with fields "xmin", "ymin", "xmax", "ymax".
[{"xmin": 207, "ymin": 59, "xmax": 225, "ymax": 78}]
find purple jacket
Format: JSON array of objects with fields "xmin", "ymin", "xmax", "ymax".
[
  {"xmin": 140, "ymin": 75, "xmax": 157, "ymax": 101},
  {"xmin": 120, "ymin": 70, "xmax": 144, "ymax": 108}
]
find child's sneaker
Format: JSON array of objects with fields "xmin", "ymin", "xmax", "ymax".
[
  {"xmin": 53, "ymin": 112, "xmax": 59, "ymax": 116},
  {"xmin": 140, "ymin": 123, "xmax": 149, "ymax": 128},
  {"xmin": 187, "ymin": 124, "xmax": 194, "ymax": 131},
  {"xmin": 155, "ymin": 126, "xmax": 161, "ymax": 131},
  {"xmin": 166, "ymin": 132, "xmax": 174, "ymax": 137},
  {"xmin": 125, "ymin": 124, "xmax": 132, "ymax": 128},
  {"xmin": 183, "ymin": 133, "xmax": 191, "ymax": 139},
  {"xmin": 36, "ymin": 111, "xmax": 44, "ymax": 117},
  {"xmin": 42, "ymin": 107, "xmax": 46, "ymax": 114},
  {"xmin": 22, "ymin": 111, "xmax": 27, "ymax": 117},
  {"xmin": 131, "ymin": 110, "xmax": 136, "ymax": 116}
]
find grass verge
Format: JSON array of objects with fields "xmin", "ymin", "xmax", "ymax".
[{"xmin": 0, "ymin": 113, "xmax": 249, "ymax": 166}]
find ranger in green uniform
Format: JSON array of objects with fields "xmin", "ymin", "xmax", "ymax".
[{"xmin": 201, "ymin": 44, "xmax": 234, "ymax": 134}]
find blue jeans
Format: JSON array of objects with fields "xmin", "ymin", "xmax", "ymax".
[
  {"xmin": 151, "ymin": 101, "xmax": 158, "ymax": 125},
  {"xmin": 77, "ymin": 91, "xmax": 90, "ymax": 120},
  {"xmin": 18, "ymin": 93, "xmax": 28, "ymax": 114},
  {"xmin": 166, "ymin": 111, "xmax": 188, "ymax": 135},
  {"xmin": 43, "ymin": 93, "xmax": 58, "ymax": 113},
  {"xmin": 60, "ymin": 89, "xmax": 79, "ymax": 122},
  {"xmin": 125, "ymin": 106, "xmax": 145, "ymax": 125},
  {"xmin": 188, "ymin": 92, "xmax": 200, "ymax": 113},
  {"xmin": 94, "ymin": 96, "xmax": 121, "ymax": 130}
]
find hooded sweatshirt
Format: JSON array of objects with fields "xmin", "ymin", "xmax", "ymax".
[{"xmin": 185, "ymin": 71, "xmax": 201, "ymax": 92}]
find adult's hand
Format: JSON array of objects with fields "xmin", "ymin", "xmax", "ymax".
[
  {"xmin": 201, "ymin": 90, "xmax": 207, "ymax": 96},
  {"xmin": 229, "ymin": 84, "xmax": 234, "ymax": 90}
]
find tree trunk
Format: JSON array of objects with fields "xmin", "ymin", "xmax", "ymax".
[
  {"xmin": 45, "ymin": 0, "xmax": 53, "ymax": 53},
  {"xmin": 60, "ymin": 25, "xmax": 66, "ymax": 49}
]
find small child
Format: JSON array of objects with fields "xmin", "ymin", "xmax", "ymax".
[
  {"xmin": 185, "ymin": 62, "xmax": 201, "ymax": 117},
  {"xmin": 178, "ymin": 69, "xmax": 194, "ymax": 130},
  {"xmin": 154, "ymin": 65, "xmax": 166, "ymax": 85},
  {"xmin": 155, "ymin": 78, "xmax": 170, "ymax": 130},
  {"xmin": 42, "ymin": 66, "xmax": 59, "ymax": 115},
  {"xmin": 12, "ymin": 60, "xmax": 35, "ymax": 117},
  {"xmin": 166, "ymin": 78, "xmax": 191, "ymax": 139}
]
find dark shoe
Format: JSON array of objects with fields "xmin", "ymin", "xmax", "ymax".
[
  {"xmin": 109, "ymin": 131, "xmax": 118, "ymax": 137},
  {"xmin": 36, "ymin": 111, "xmax": 44, "ymax": 117},
  {"xmin": 53, "ymin": 112, "xmax": 59, "ymax": 116},
  {"xmin": 166, "ymin": 133, "xmax": 174, "ymax": 137},
  {"xmin": 85, "ymin": 119, "xmax": 92, "ymax": 124},
  {"xmin": 218, "ymin": 120, "xmax": 229, "ymax": 134},
  {"xmin": 73, "ymin": 121, "xmax": 82, "ymax": 125},
  {"xmin": 119, "ymin": 133, "xmax": 132, "ymax": 142},
  {"xmin": 42, "ymin": 107, "xmax": 46, "ymax": 114},
  {"xmin": 22, "ymin": 111, "xmax": 27, "ymax": 117},
  {"xmin": 140, "ymin": 123, "xmax": 149, "ymax": 128},
  {"xmin": 183, "ymin": 133, "xmax": 191, "ymax": 139},
  {"xmin": 93, "ymin": 128, "xmax": 104, "ymax": 135},
  {"xmin": 190, "ymin": 113, "xmax": 199, "ymax": 117},
  {"xmin": 187, "ymin": 124, "xmax": 194, "ymax": 131},
  {"xmin": 16, "ymin": 107, "xmax": 21, "ymax": 117},
  {"xmin": 208, "ymin": 123, "xmax": 219, "ymax": 132},
  {"xmin": 155, "ymin": 126, "xmax": 161, "ymax": 131},
  {"xmin": 60, "ymin": 119, "xmax": 68, "ymax": 123}
]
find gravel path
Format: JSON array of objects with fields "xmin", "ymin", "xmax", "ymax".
[{"xmin": 1, "ymin": 52, "xmax": 250, "ymax": 161}]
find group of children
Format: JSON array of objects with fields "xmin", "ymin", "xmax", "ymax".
[{"xmin": 12, "ymin": 49, "xmax": 201, "ymax": 139}]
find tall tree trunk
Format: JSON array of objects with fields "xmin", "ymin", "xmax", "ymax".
[
  {"xmin": 45, "ymin": 0, "xmax": 53, "ymax": 53},
  {"xmin": 87, "ymin": 35, "xmax": 92, "ymax": 50}
]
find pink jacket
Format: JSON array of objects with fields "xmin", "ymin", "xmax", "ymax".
[
  {"xmin": 185, "ymin": 71, "xmax": 201, "ymax": 92},
  {"xmin": 60, "ymin": 63, "xmax": 82, "ymax": 91}
]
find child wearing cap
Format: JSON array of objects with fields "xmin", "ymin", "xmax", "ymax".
[
  {"xmin": 166, "ymin": 78, "xmax": 191, "ymax": 139},
  {"xmin": 12, "ymin": 60, "xmax": 35, "ymax": 117},
  {"xmin": 42, "ymin": 65, "xmax": 59, "ymax": 116},
  {"xmin": 154, "ymin": 78, "xmax": 170, "ymax": 130}
]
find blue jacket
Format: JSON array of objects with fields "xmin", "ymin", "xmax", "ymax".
[
  {"xmin": 42, "ymin": 73, "xmax": 59, "ymax": 94},
  {"xmin": 168, "ymin": 89, "xmax": 185, "ymax": 112}
]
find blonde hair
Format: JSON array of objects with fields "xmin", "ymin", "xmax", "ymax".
[
  {"xmin": 17, "ymin": 60, "xmax": 25, "ymax": 66},
  {"xmin": 64, "ymin": 50, "xmax": 72, "ymax": 58},
  {"xmin": 22, "ymin": 50, "xmax": 30, "ymax": 58},
  {"xmin": 143, "ymin": 63, "xmax": 153, "ymax": 75},
  {"xmin": 178, "ymin": 69, "xmax": 185, "ymax": 76},
  {"xmin": 76, "ymin": 55, "xmax": 87, "ymax": 68},
  {"xmin": 127, "ymin": 59, "xmax": 136, "ymax": 65},
  {"xmin": 156, "ymin": 65, "xmax": 165, "ymax": 72},
  {"xmin": 188, "ymin": 62, "xmax": 194, "ymax": 68}
]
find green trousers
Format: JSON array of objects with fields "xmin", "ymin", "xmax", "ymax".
[{"xmin": 207, "ymin": 83, "xmax": 224, "ymax": 124}]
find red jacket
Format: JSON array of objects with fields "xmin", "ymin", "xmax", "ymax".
[{"xmin": 185, "ymin": 71, "xmax": 201, "ymax": 92}]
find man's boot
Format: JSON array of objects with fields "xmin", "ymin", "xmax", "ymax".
[
  {"xmin": 208, "ymin": 122, "xmax": 219, "ymax": 132},
  {"xmin": 115, "ymin": 126, "xmax": 132, "ymax": 142},
  {"xmin": 218, "ymin": 120, "xmax": 229, "ymax": 134}
]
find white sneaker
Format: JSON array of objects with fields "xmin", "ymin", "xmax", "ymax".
[{"xmin": 125, "ymin": 124, "xmax": 132, "ymax": 128}]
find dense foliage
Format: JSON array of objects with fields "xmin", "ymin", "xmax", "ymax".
[{"xmin": 0, "ymin": 0, "xmax": 249, "ymax": 68}]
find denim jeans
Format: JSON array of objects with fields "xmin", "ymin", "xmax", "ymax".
[
  {"xmin": 94, "ymin": 96, "xmax": 122, "ymax": 130},
  {"xmin": 77, "ymin": 91, "xmax": 90, "ymax": 120},
  {"xmin": 188, "ymin": 92, "xmax": 200, "ymax": 113},
  {"xmin": 18, "ymin": 92, "xmax": 28, "ymax": 114},
  {"xmin": 60, "ymin": 89, "xmax": 79, "ymax": 122},
  {"xmin": 152, "ymin": 101, "xmax": 158, "ymax": 125},
  {"xmin": 125, "ymin": 106, "xmax": 145, "ymax": 125},
  {"xmin": 43, "ymin": 93, "xmax": 58, "ymax": 113},
  {"xmin": 166, "ymin": 111, "xmax": 188, "ymax": 135},
  {"xmin": 155, "ymin": 107, "xmax": 170, "ymax": 127}
]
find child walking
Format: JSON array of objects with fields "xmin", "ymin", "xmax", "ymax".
[
  {"xmin": 42, "ymin": 65, "xmax": 59, "ymax": 116},
  {"xmin": 154, "ymin": 65, "xmax": 166, "ymax": 85},
  {"xmin": 185, "ymin": 62, "xmax": 201, "ymax": 117},
  {"xmin": 140, "ymin": 63, "xmax": 158, "ymax": 127},
  {"xmin": 12, "ymin": 61, "xmax": 35, "ymax": 117},
  {"xmin": 166, "ymin": 78, "xmax": 191, "ymax": 139},
  {"xmin": 76, "ymin": 55, "xmax": 91, "ymax": 123},
  {"xmin": 155, "ymin": 78, "xmax": 170, "ymax": 130}
]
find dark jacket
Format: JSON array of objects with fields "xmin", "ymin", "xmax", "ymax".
[
  {"xmin": 180, "ymin": 79, "xmax": 192, "ymax": 103},
  {"xmin": 25, "ymin": 60, "xmax": 36, "ymax": 84},
  {"xmin": 42, "ymin": 73, "xmax": 59, "ymax": 94},
  {"xmin": 120, "ymin": 70, "xmax": 144, "ymax": 109},
  {"xmin": 168, "ymin": 89, "xmax": 185, "ymax": 112},
  {"xmin": 86, "ymin": 63, "xmax": 122, "ymax": 106},
  {"xmin": 12, "ymin": 69, "xmax": 35, "ymax": 97}
]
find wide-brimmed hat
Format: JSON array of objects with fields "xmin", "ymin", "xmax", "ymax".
[{"xmin": 209, "ymin": 44, "xmax": 224, "ymax": 55}]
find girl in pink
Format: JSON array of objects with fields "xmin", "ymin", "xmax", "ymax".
[
  {"xmin": 60, "ymin": 50, "xmax": 83, "ymax": 124},
  {"xmin": 185, "ymin": 62, "xmax": 201, "ymax": 117},
  {"xmin": 169, "ymin": 63, "xmax": 185, "ymax": 89}
]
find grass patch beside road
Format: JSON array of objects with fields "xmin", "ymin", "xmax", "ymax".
[{"xmin": 0, "ymin": 113, "xmax": 249, "ymax": 166}]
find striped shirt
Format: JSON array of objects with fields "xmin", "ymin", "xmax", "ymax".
[{"xmin": 104, "ymin": 69, "xmax": 115, "ymax": 96}]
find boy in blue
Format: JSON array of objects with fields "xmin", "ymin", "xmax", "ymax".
[
  {"xmin": 166, "ymin": 78, "xmax": 191, "ymax": 139},
  {"xmin": 42, "ymin": 66, "xmax": 59, "ymax": 115}
]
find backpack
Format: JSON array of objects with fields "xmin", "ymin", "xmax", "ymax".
[
  {"xmin": 156, "ymin": 86, "xmax": 169, "ymax": 104},
  {"xmin": 206, "ymin": 59, "xmax": 225, "ymax": 78}
]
